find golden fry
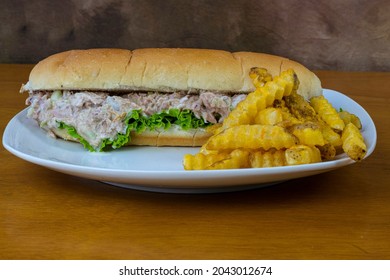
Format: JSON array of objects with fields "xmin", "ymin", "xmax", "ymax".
[
  {"xmin": 290, "ymin": 122, "xmax": 325, "ymax": 146},
  {"xmin": 276, "ymin": 110, "xmax": 302, "ymax": 129},
  {"xmin": 341, "ymin": 123, "xmax": 367, "ymax": 161},
  {"xmin": 284, "ymin": 91, "xmax": 318, "ymax": 122},
  {"xmin": 183, "ymin": 152, "xmax": 230, "ymax": 170},
  {"xmin": 219, "ymin": 89, "xmax": 265, "ymax": 129},
  {"xmin": 254, "ymin": 107, "xmax": 283, "ymax": 125},
  {"xmin": 310, "ymin": 95, "xmax": 345, "ymax": 131},
  {"xmin": 250, "ymin": 149, "xmax": 287, "ymax": 168},
  {"xmin": 317, "ymin": 143, "xmax": 336, "ymax": 160},
  {"xmin": 272, "ymin": 68, "xmax": 299, "ymax": 96},
  {"xmin": 221, "ymin": 69, "xmax": 298, "ymax": 131},
  {"xmin": 249, "ymin": 67, "xmax": 273, "ymax": 88},
  {"xmin": 206, "ymin": 124, "xmax": 297, "ymax": 151},
  {"xmin": 207, "ymin": 149, "xmax": 251, "ymax": 170},
  {"xmin": 285, "ymin": 145, "xmax": 321, "ymax": 165},
  {"xmin": 339, "ymin": 110, "xmax": 362, "ymax": 129},
  {"xmin": 320, "ymin": 123, "xmax": 343, "ymax": 148},
  {"xmin": 263, "ymin": 81, "xmax": 285, "ymax": 106},
  {"xmin": 205, "ymin": 123, "xmax": 222, "ymax": 134}
]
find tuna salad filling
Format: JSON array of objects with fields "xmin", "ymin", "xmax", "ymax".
[{"xmin": 26, "ymin": 90, "xmax": 246, "ymax": 151}]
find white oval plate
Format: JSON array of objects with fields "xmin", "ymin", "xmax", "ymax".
[{"xmin": 2, "ymin": 89, "xmax": 376, "ymax": 193}]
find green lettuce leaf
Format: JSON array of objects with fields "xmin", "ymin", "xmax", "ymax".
[
  {"xmin": 58, "ymin": 109, "xmax": 210, "ymax": 152},
  {"xmin": 57, "ymin": 122, "xmax": 95, "ymax": 152}
]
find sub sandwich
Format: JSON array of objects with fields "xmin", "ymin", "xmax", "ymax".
[{"xmin": 21, "ymin": 48, "xmax": 322, "ymax": 151}]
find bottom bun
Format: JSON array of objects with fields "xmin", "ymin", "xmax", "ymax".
[
  {"xmin": 51, "ymin": 125, "xmax": 212, "ymax": 149},
  {"xmin": 129, "ymin": 126, "xmax": 212, "ymax": 147}
]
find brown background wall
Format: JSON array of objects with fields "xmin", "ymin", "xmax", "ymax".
[{"xmin": 1, "ymin": 0, "xmax": 389, "ymax": 71}]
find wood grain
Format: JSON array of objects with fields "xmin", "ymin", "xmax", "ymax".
[
  {"xmin": 0, "ymin": 65, "xmax": 389, "ymax": 259},
  {"xmin": 1, "ymin": 0, "xmax": 389, "ymax": 71}
]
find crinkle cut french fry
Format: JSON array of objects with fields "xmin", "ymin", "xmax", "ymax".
[
  {"xmin": 341, "ymin": 123, "xmax": 367, "ymax": 161},
  {"xmin": 249, "ymin": 67, "xmax": 273, "ymax": 88},
  {"xmin": 320, "ymin": 123, "xmax": 343, "ymax": 148},
  {"xmin": 263, "ymin": 81, "xmax": 285, "ymax": 106},
  {"xmin": 276, "ymin": 110, "xmax": 302, "ymax": 129},
  {"xmin": 285, "ymin": 145, "xmax": 321, "ymax": 165},
  {"xmin": 206, "ymin": 124, "xmax": 297, "ymax": 151},
  {"xmin": 339, "ymin": 110, "xmax": 362, "ymax": 129},
  {"xmin": 273, "ymin": 68, "xmax": 300, "ymax": 95},
  {"xmin": 317, "ymin": 143, "xmax": 336, "ymax": 160},
  {"xmin": 284, "ymin": 91, "xmax": 318, "ymax": 122},
  {"xmin": 183, "ymin": 152, "xmax": 230, "ymax": 170},
  {"xmin": 219, "ymin": 89, "xmax": 264, "ymax": 129},
  {"xmin": 290, "ymin": 122, "xmax": 325, "ymax": 146},
  {"xmin": 254, "ymin": 107, "xmax": 283, "ymax": 125},
  {"xmin": 263, "ymin": 69, "xmax": 299, "ymax": 105},
  {"xmin": 250, "ymin": 149, "xmax": 287, "ymax": 168},
  {"xmin": 220, "ymin": 69, "xmax": 298, "ymax": 131},
  {"xmin": 207, "ymin": 149, "xmax": 251, "ymax": 170},
  {"xmin": 310, "ymin": 95, "xmax": 345, "ymax": 131},
  {"xmin": 205, "ymin": 123, "xmax": 222, "ymax": 134}
]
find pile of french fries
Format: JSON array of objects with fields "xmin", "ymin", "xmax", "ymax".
[{"xmin": 183, "ymin": 68, "xmax": 367, "ymax": 170}]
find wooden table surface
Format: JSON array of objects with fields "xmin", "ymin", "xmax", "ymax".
[{"xmin": 1, "ymin": 64, "xmax": 389, "ymax": 260}]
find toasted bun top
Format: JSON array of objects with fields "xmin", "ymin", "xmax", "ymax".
[{"xmin": 22, "ymin": 48, "xmax": 322, "ymax": 99}]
